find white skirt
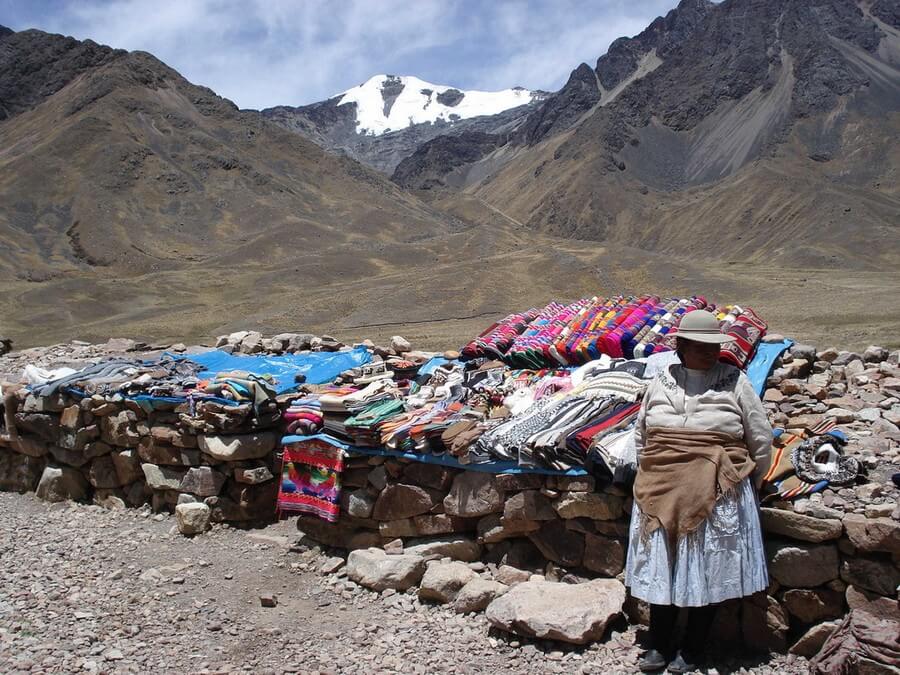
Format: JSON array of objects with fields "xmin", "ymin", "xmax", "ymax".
[{"xmin": 625, "ymin": 477, "xmax": 769, "ymax": 607}]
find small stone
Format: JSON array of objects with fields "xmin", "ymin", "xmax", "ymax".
[
  {"xmin": 175, "ymin": 503, "xmax": 211, "ymax": 536},
  {"xmin": 259, "ymin": 593, "xmax": 278, "ymax": 607}
]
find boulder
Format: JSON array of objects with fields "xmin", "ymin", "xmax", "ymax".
[
  {"xmin": 760, "ymin": 508, "xmax": 843, "ymax": 542},
  {"xmin": 485, "ymin": 579, "xmax": 626, "ymax": 645},
  {"xmin": 741, "ymin": 594, "xmax": 789, "ymax": 653},
  {"xmin": 477, "ymin": 513, "xmax": 541, "ymax": 543},
  {"xmin": 12, "ymin": 436, "xmax": 48, "ymax": 458},
  {"xmin": 863, "ymin": 345, "xmax": 889, "ymax": 363},
  {"xmin": 404, "ymin": 535, "xmax": 482, "ymax": 562},
  {"xmin": 767, "ymin": 542, "xmax": 840, "ymax": 587},
  {"xmin": 582, "ymin": 533, "xmax": 626, "ymax": 577},
  {"xmin": 179, "ymin": 467, "xmax": 226, "ymax": 497},
  {"xmin": 87, "ymin": 456, "xmax": 125, "ymax": 489},
  {"xmin": 418, "ymin": 561, "xmax": 476, "ymax": 603},
  {"xmin": 496, "ymin": 565, "xmax": 532, "ymax": 585},
  {"xmin": 443, "ymin": 472, "xmax": 503, "ymax": 518},
  {"xmin": 782, "ymin": 589, "xmax": 845, "ymax": 623},
  {"xmin": 842, "ymin": 514, "xmax": 900, "ymax": 555},
  {"xmin": 198, "ymin": 432, "xmax": 277, "ymax": 461},
  {"xmin": 378, "ymin": 514, "xmax": 472, "ymax": 539},
  {"xmin": 789, "ymin": 621, "xmax": 839, "ymax": 657},
  {"xmin": 150, "ymin": 425, "xmax": 198, "ymax": 448},
  {"xmin": 175, "ymin": 502, "xmax": 211, "ymax": 535},
  {"xmin": 100, "ymin": 411, "xmax": 140, "ymax": 446},
  {"xmin": 502, "ymin": 490, "xmax": 556, "ymax": 521},
  {"xmin": 141, "ymin": 464, "xmax": 188, "ymax": 491},
  {"xmin": 35, "ymin": 465, "xmax": 89, "ymax": 503},
  {"xmin": 401, "ymin": 462, "xmax": 456, "ymax": 491},
  {"xmin": 110, "ymin": 449, "xmax": 142, "ymax": 484},
  {"xmin": 372, "ymin": 483, "xmax": 442, "ymax": 520},
  {"xmin": 452, "ymin": 578, "xmax": 508, "ymax": 613},
  {"xmin": 390, "ymin": 335, "xmax": 411, "ymax": 353},
  {"xmin": 345, "ymin": 489, "xmax": 376, "ymax": 519},
  {"xmin": 494, "ymin": 474, "xmax": 543, "ymax": 491},
  {"xmin": 233, "ymin": 466, "xmax": 274, "ymax": 484},
  {"xmin": 48, "ymin": 444, "xmax": 90, "ymax": 468},
  {"xmin": 528, "ymin": 521, "xmax": 585, "ymax": 567},
  {"xmin": 0, "ymin": 450, "xmax": 44, "ymax": 493},
  {"xmin": 137, "ymin": 437, "xmax": 200, "ymax": 466},
  {"xmin": 845, "ymin": 585, "xmax": 900, "ymax": 621},
  {"xmin": 840, "ymin": 557, "xmax": 900, "ymax": 597},
  {"xmin": 346, "ymin": 548, "xmax": 427, "ymax": 591},
  {"xmin": 553, "ymin": 492, "xmax": 623, "ymax": 520}
]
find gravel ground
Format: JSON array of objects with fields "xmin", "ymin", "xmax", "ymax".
[{"xmin": 0, "ymin": 492, "xmax": 812, "ymax": 674}]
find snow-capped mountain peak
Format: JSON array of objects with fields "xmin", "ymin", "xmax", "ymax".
[{"xmin": 337, "ymin": 74, "xmax": 540, "ymax": 136}]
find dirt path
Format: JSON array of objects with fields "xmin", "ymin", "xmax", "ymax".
[{"xmin": 0, "ymin": 492, "xmax": 808, "ymax": 674}]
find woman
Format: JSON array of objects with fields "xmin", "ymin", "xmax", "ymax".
[{"xmin": 625, "ymin": 309, "xmax": 772, "ymax": 673}]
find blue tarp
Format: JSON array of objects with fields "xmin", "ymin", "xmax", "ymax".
[
  {"xmin": 281, "ymin": 433, "xmax": 589, "ymax": 476},
  {"xmin": 176, "ymin": 348, "xmax": 371, "ymax": 394},
  {"xmin": 746, "ymin": 339, "xmax": 794, "ymax": 396}
]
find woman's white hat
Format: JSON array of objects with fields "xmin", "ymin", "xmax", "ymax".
[{"xmin": 675, "ymin": 310, "xmax": 735, "ymax": 344}]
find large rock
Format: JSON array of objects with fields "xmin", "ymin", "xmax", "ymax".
[
  {"xmin": 845, "ymin": 585, "xmax": 900, "ymax": 621},
  {"xmin": 528, "ymin": 521, "xmax": 585, "ymax": 567},
  {"xmin": 402, "ymin": 463, "xmax": 456, "ymax": 491},
  {"xmin": 840, "ymin": 557, "xmax": 900, "ymax": 597},
  {"xmin": 485, "ymin": 579, "xmax": 626, "ymax": 645},
  {"xmin": 502, "ymin": 490, "xmax": 556, "ymax": 521},
  {"xmin": 87, "ymin": 455, "xmax": 125, "ymax": 489},
  {"xmin": 48, "ymin": 444, "xmax": 90, "ymax": 467},
  {"xmin": 842, "ymin": 514, "xmax": 900, "ymax": 555},
  {"xmin": 12, "ymin": 436, "xmax": 48, "ymax": 458},
  {"xmin": 346, "ymin": 548, "xmax": 426, "ymax": 591},
  {"xmin": 767, "ymin": 541, "xmax": 840, "ymax": 587},
  {"xmin": 553, "ymin": 492, "xmax": 623, "ymax": 520},
  {"xmin": 378, "ymin": 514, "xmax": 472, "ymax": 539},
  {"xmin": 141, "ymin": 463, "xmax": 188, "ymax": 491},
  {"xmin": 742, "ymin": 594, "xmax": 789, "ymax": 652},
  {"xmin": 150, "ymin": 425, "xmax": 197, "ymax": 448},
  {"xmin": 782, "ymin": 589, "xmax": 845, "ymax": 623},
  {"xmin": 175, "ymin": 502, "xmax": 211, "ymax": 535},
  {"xmin": 582, "ymin": 533, "xmax": 626, "ymax": 577},
  {"xmin": 477, "ymin": 513, "xmax": 541, "ymax": 543},
  {"xmin": 179, "ymin": 467, "xmax": 226, "ymax": 497},
  {"xmin": 198, "ymin": 432, "xmax": 277, "ymax": 461},
  {"xmin": 372, "ymin": 483, "xmax": 442, "ymax": 520},
  {"xmin": 0, "ymin": 450, "xmax": 44, "ymax": 493},
  {"xmin": 452, "ymin": 578, "xmax": 508, "ymax": 614},
  {"xmin": 418, "ymin": 561, "xmax": 476, "ymax": 603},
  {"xmin": 110, "ymin": 449, "xmax": 142, "ymax": 484},
  {"xmin": 404, "ymin": 535, "xmax": 482, "ymax": 562},
  {"xmin": 789, "ymin": 621, "xmax": 839, "ymax": 657},
  {"xmin": 137, "ymin": 437, "xmax": 200, "ymax": 466},
  {"xmin": 35, "ymin": 465, "xmax": 89, "ymax": 502},
  {"xmin": 443, "ymin": 472, "xmax": 503, "ymax": 518},
  {"xmin": 296, "ymin": 516, "xmax": 381, "ymax": 550},
  {"xmin": 100, "ymin": 411, "xmax": 140, "ymax": 446},
  {"xmin": 345, "ymin": 489, "xmax": 375, "ymax": 519},
  {"xmin": 760, "ymin": 508, "xmax": 843, "ymax": 543}
]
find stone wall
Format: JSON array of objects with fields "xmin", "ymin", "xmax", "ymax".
[
  {"xmin": 0, "ymin": 388, "xmax": 282, "ymax": 528},
  {"xmin": 294, "ymin": 452, "xmax": 899, "ymax": 655}
]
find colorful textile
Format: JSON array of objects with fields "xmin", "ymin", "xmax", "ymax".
[
  {"xmin": 278, "ymin": 437, "xmax": 345, "ymax": 522},
  {"xmin": 461, "ymin": 295, "xmax": 766, "ymax": 369}
]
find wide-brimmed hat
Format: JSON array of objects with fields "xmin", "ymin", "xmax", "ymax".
[{"xmin": 674, "ymin": 310, "xmax": 735, "ymax": 344}]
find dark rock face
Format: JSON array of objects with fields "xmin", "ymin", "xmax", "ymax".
[
  {"xmin": 872, "ymin": 0, "xmax": 900, "ymax": 27},
  {"xmin": 436, "ymin": 89, "xmax": 464, "ymax": 107},
  {"xmin": 517, "ymin": 64, "xmax": 600, "ymax": 146},
  {"xmin": 0, "ymin": 28, "xmax": 124, "ymax": 121},
  {"xmin": 380, "ymin": 75, "xmax": 405, "ymax": 117},
  {"xmin": 392, "ymin": 131, "xmax": 503, "ymax": 189}
]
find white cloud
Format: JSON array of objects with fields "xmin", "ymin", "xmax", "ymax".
[{"xmin": 4, "ymin": 0, "xmax": 678, "ymax": 108}]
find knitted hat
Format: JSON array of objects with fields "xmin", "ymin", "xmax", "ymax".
[
  {"xmin": 792, "ymin": 434, "xmax": 860, "ymax": 486},
  {"xmin": 674, "ymin": 310, "xmax": 735, "ymax": 344}
]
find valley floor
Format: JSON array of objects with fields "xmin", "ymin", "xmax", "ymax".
[{"xmin": 0, "ymin": 492, "xmax": 810, "ymax": 674}]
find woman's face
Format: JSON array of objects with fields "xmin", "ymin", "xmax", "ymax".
[{"xmin": 678, "ymin": 338, "xmax": 720, "ymax": 370}]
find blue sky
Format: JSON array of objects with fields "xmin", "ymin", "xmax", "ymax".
[{"xmin": 1, "ymin": 0, "xmax": 679, "ymax": 109}]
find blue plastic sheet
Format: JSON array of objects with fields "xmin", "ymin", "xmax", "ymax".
[
  {"xmin": 177, "ymin": 348, "xmax": 371, "ymax": 393},
  {"xmin": 281, "ymin": 433, "xmax": 588, "ymax": 476},
  {"xmin": 746, "ymin": 339, "xmax": 794, "ymax": 396}
]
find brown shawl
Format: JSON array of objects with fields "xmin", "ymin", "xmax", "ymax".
[{"xmin": 633, "ymin": 426, "xmax": 756, "ymax": 547}]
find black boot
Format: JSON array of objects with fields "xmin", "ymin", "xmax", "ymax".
[
  {"xmin": 668, "ymin": 605, "xmax": 716, "ymax": 672},
  {"xmin": 640, "ymin": 604, "xmax": 676, "ymax": 672}
]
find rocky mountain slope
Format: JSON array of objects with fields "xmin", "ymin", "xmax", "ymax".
[
  {"xmin": 261, "ymin": 75, "xmax": 546, "ymax": 173},
  {"xmin": 393, "ymin": 0, "xmax": 900, "ymax": 270}
]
